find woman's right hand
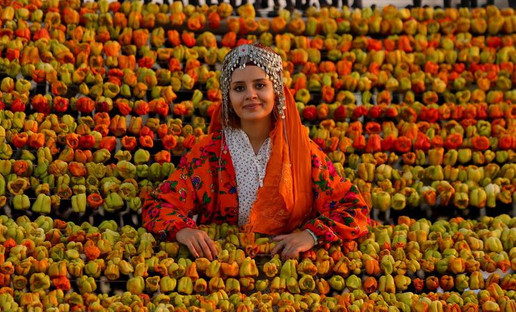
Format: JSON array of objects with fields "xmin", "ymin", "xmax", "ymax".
[{"xmin": 176, "ymin": 228, "xmax": 218, "ymax": 261}]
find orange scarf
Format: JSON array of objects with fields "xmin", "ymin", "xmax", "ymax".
[{"xmin": 209, "ymin": 87, "xmax": 313, "ymax": 234}]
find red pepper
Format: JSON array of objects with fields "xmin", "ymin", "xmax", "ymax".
[
  {"xmin": 138, "ymin": 56, "xmax": 154, "ymax": 69},
  {"xmin": 471, "ymin": 136, "xmax": 490, "ymax": 151},
  {"xmin": 182, "ymin": 134, "xmax": 196, "ymax": 150},
  {"xmin": 53, "ymin": 96, "xmax": 69, "ymax": 113},
  {"xmin": 383, "ymin": 38, "xmax": 396, "ymax": 51},
  {"xmin": 498, "ymin": 134, "xmax": 515, "ymax": 150},
  {"xmin": 76, "ymin": 97, "xmax": 95, "ymax": 114},
  {"xmin": 365, "ymin": 134, "xmax": 382, "ymax": 153},
  {"xmin": 352, "ymin": 134, "xmax": 366, "ymax": 151},
  {"xmin": 394, "ymin": 136, "xmax": 412, "ymax": 153},
  {"xmin": 333, "ymin": 106, "xmax": 346, "ymax": 121},
  {"xmin": 413, "ymin": 132, "xmax": 431, "ymax": 152},
  {"xmin": 321, "ymin": 85, "xmax": 334, "ymax": 103},
  {"xmin": 302, "ymin": 106, "xmax": 317, "ymax": 121},
  {"xmin": 12, "ymin": 133, "xmax": 28, "ymax": 148},
  {"xmin": 381, "ymin": 136, "xmax": 395, "ymax": 152},
  {"xmin": 352, "ymin": 106, "xmax": 368, "ymax": 119},
  {"xmin": 368, "ymin": 106, "xmax": 383, "ymax": 119},
  {"xmin": 168, "ymin": 58, "xmax": 181, "ymax": 72},
  {"xmin": 365, "ymin": 122, "xmax": 381, "ymax": 134},
  {"xmin": 424, "ymin": 61, "xmax": 439, "ymax": 76},
  {"xmin": 444, "ymin": 133, "xmax": 463, "ymax": 150},
  {"xmin": 33, "ymin": 28, "xmax": 50, "ymax": 41},
  {"xmin": 10, "ymin": 99, "xmax": 25, "ymax": 112},
  {"xmin": 384, "ymin": 107, "xmax": 398, "ymax": 118},
  {"xmin": 367, "ymin": 38, "xmax": 382, "ymax": 51},
  {"xmin": 79, "ymin": 135, "xmax": 95, "ymax": 150},
  {"xmin": 134, "ymin": 101, "xmax": 150, "ymax": 116},
  {"xmin": 431, "ymin": 135, "xmax": 444, "ymax": 148}
]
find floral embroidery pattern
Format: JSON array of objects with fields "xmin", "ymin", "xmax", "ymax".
[{"xmin": 142, "ymin": 134, "xmax": 371, "ymax": 245}]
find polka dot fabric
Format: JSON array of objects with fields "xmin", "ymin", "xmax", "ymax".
[{"xmin": 224, "ymin": 128, "xmax": 271, "ymax": 227}]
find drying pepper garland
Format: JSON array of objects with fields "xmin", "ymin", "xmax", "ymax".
[
  {"xmin": 0, "ymin": 0, "xmax": 514, "ymax": 309},
  {"xmin": 0, "ymin": 215, "xmax": 513, "ymax": 310}
]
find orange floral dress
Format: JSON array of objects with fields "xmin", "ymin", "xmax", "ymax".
[{"xmin": 142, "ymin": 131, "xmax": 372, "ymax": 247}]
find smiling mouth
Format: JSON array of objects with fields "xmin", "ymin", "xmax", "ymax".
[{"xmin": 243, "ymin": 103, "xmax": 262, "ymax": 109}]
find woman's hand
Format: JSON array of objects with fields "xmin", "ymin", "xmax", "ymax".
[
  {"xmin": 176, "ymin": 228, "xmax": 218, "ymax": 261},
  {"xmin": 271, "ymin": 231, "xmax": 316, "ymax": 260}
]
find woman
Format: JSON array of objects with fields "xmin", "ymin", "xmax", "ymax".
[{"xmin": 142, "ymin": 43, "xmax": 371, "ymax": 261}]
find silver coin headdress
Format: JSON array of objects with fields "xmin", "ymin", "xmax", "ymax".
[{"xmin": 220, "ymin": 44, "xmax": 286, "ymax": 126}]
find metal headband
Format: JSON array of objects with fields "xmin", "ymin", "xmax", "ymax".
[{"xmin": 220, "ymin": 44, "xmax": 286, "ymax": 126}]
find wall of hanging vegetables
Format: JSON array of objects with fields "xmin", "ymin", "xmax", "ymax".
[{"xmin": 0, "ymin": 0, "xmax": 514, "ymax": 310}]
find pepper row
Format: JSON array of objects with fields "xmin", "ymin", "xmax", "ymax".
[{"xmin": 0, "ymin": 214, "xmax": 513, "ymax": 311}]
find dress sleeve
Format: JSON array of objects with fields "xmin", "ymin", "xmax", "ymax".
[
  {"xmin": 142, "ymin": 153, "xmax": 200, "ymax": 241},
  {"xmin": 302, "ymin": 142, "xmax": 371, "ymax": 247}
]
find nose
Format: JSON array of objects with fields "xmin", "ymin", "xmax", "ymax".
[{"xmin": 246, "ymin": 86, "xmax": 258, "ymax": 99}]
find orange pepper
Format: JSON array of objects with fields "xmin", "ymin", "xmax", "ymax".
[
  {"xmin": 68, "ymin": 162, "xmax": 87, "ymax": 177},
  {"xmin": 321, "ymin": 86, "xmax": 334, "ymax": 103},
  {"xmin": 93, "ymin": 112, "xmax": 110, "ymax": 128},
  {"xmin": 271, "ymin": 16, "xmax": 287, "ymax": 33},
  {"xmin": 310, "ymin": 37, "xmax": 324, "ymax": 50},
  {"xmin": 157, "ymin": 124, "xmax": 169, "ymax": 139},
  {"xmin": 162, "ymin": 134, "xmax": 178, "ymax": 150},
  {"xmin": 336, "ymin": 60, "xmax": 352, "ymax": 76},
  {"xmin": 154, "ymin": 151, "xmax": 171, "ymax": 164},
  {"xmin": 28, "ymin": 133, "xmax": 45, "ymax": 149},
  {"xmin": 139, "ymin": 135, "xmax": 154, "ymax": 148},
  {"xmin": 84, "ymin": 241, "xmax": 101, "ymax": 261},
  {"xmin": 118, "ymin": 55, "xmax": 136, "ymax": 70},
  {"xmin": 74, "ymin": 150, "xmax": 92, "ymax": 163},
  {"xmin": 109, "ymin": 115, "xmax": 127, "ymax": 137},
  {"xmin": 182, "ymin": 134, "xmax": 196, "ymax": 150},
  {"xmin": 208, "ymin": 11, "xmax": 221, "ymax": 29},
  {"xmin": 100, "ymin": 136, "xmax": 116, "ymax": 152},
  {"xmin": 121, "ymin": 136, "xmax": 137, "ymax": 151},
  {"xmin": 241, "ymin": 18, "xmax": 258, "ymax": 34},
  {"xmin": 52, "ymin": 276, "xmax": 71, "ymax": 291},
  {"xmin": 87, "ymin": 193, "xmax": 104, "ymax": 210},
  {"xmin": 13, "ymin": 160, "xmax": 28, "ymax": 176},
  {"xmin": 319, "ymin": 61, "xmax": 336, "ymax": 73},
  {"xmin": 363, "ymin": 276, "xmax": 378, "ymax": 294},
  {"xmin": 181, "ymin": 31, "xmax": 196, "ymax": 48},
  {"xmin": 66, "ymin": 133, "xmax": 79, "ymax": 149}
]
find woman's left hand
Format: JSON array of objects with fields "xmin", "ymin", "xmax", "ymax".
[{"xmin": 271, "ymin": 231, "xmax": 315, "ymax": 260}]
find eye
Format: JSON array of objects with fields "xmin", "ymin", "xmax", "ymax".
[
  {"xmin": 233, "ymin": 85, "xmax": 244, "ymax": 92},
  {"xmin": 255, "ymin": 83, "xmax": 266, "ymax": 89}
]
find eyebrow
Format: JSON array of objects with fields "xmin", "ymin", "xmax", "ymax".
[{"xmin": 230, "ymin": 78, "xmax": 268, "ymax": 85}]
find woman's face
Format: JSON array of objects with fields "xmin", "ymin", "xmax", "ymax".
[{"xmin": 229, "ymin": 65, "xmax": 275, "ymax": 125}]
